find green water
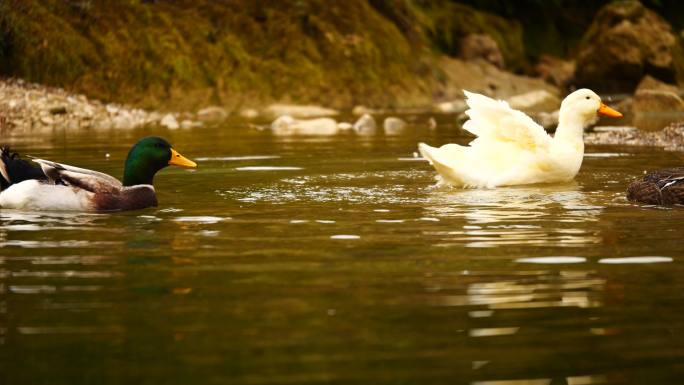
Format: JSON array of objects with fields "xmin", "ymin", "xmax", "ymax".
[{"xmin": 2, "ymin": 119, "xmax": 684, "ymax": 385}]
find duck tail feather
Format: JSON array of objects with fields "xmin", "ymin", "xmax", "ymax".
[
  {"xmin": 0, "ymin": 147, "xmax": 47, "ymax": 189},
  {"xmin": 0, "ymin": 147, "xmax": 12, "ymax": 187}
]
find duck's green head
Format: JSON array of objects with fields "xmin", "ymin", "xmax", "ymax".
[{"xmin": 122, "ymin": 136, "xmax": 197, "ymax": 186}]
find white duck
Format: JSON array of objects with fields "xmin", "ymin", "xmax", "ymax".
[{"xmin": 418, "ymin": 89, "xmax": 622, "ymax": 188}]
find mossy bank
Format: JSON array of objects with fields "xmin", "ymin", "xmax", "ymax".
[{"xmin": 2, "ymin": 0, "xmax": 683, "ymax": 112}]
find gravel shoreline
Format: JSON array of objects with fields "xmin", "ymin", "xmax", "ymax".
[
  {"xmin": 0, "ymin": 78, "xmax": 197, "ymax": 133},
  {"xmin": 586, "ymin": 123, "xmax": 684, "ymax": 151}
]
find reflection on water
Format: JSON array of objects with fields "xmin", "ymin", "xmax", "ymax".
[
  {"xmin": 427, "ymin": 269, "xmax": 603, "ymax": 310},
  {"xmin": 423, "ymin": 184, "xmax": 604, "ymax": 247},
  {"xmin": 2, "ymin": 124, "xmax": 684, "ymax": 384}
]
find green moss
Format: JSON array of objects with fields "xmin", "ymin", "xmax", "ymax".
[
  {"xmin": 0, "ymin": 0, "xmax": 531, "ymax": 110},
  {"xmin": 415, "ymin": 0, "xmax": 526, "ymax": 71}
]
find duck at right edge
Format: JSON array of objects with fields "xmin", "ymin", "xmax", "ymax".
[
  {"xmin": 627, "ymin": 168, "xmax": 684, "ymax": 205},
  {"xmin": 418, "ymin": 89, "xmax": 622, "ymax": 188}
]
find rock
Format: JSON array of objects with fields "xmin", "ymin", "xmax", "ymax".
[
  {"xmin": 507, "ymin": 90, "xmax": 560, "ymax": 113},
  {"xmin": 533, "ymin": 55, "xmax": 575, "ymax": 88},
  {"xmin": 631, "ymin": 75, "xmax": 684, "ymax": 131},
  {"xmin": 460, "ymin": 34, "xmax": 504, "ymax": 69},
  {"xmin": 270, "ymin": 115, "xmax": 338, "ymax": 136},
  {"xmin": 435, "ymin": 99, "xmax": 467, "ymax": 114},
  {"xmin": 353, "ymin": 114, "xmax": 377, "ymax": 135},
  {"xmin": 111, "ymin": 112, "xmax": 135, "ymax": 129},
  {"xmin": 383, "ymin": 117, "xmax": 407, "ymax": 135},
  {"xmin": 636, "ymin": 75, "xmax": 681, "ymax": 93},
  {"xmin": 271, "ymin": 115, "xmax": 296, "ymax": 135},
  {"xmin": 160, "ymin": 113, "xmax": 179, "ymax": 130},
  {"xmin": 239, "ymin": 108, "xmax": 259, "ymax": 119},
  {"xmin": 574, "ymin": 1, "xmax": 684, "ymax": 93},
  {"xmin": 438, "ymin": 57, "xmax": 559, "ymax": 102},
  {"xmin": 40, "ymin": 116, "xmax": 54, "ymax": 125},
  {"xmin": 632, "ymin": 89, "xmax": 684, "ymax": 131},
  {"xmin": 337, "ymin": 122, "xmax": 353, "ymax": 130},
  {"xmin": 105, "ymin": 104, "xmax": 119, "ymax": 114},
  {"xmin": 428, "ymin": 2, "xmax": 526, "ymax": 70},
  {"xmin": 265, "ymin": 104, "xmax": 339, "ymax": 119},
  {"xmin": 427, "ymin": 117, "xmax": 437, "ymax": 130},
  {"xmin": 81, "ymin": 105, "xmax": 95, "ymax": 118},
  {"xmin": 197, "ymin": 106, "xmax": 228, "ymax": 122}
]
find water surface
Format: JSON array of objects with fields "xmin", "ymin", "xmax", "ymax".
[{"xmin": 2, "ymin": 119, "xmax": 684, "ymax": 385}]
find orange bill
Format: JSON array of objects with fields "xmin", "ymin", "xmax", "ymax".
[
  {"xmin": 598, "ymin": 103, "xmax": 623, "ymax": 118},
  {"xmin": 168, "ymin": 148, "xmax": 197, "ymax": 168}
]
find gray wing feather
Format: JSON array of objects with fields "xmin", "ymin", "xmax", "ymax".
[{"xmin": 32, "ymin": 158, "xmax": 122, "ymax": 193}]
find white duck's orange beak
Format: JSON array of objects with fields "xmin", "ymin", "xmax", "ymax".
[{"xmin": 598, "ymin": 103, "xmax": 623, "ymax": 118}]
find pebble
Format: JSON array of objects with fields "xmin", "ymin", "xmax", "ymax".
[
  {"xmin": 353, "ymin": 113, "xmax": 377, "ymax": 135},
  {"xmin": 160, "ymin": 113, "xmax": 179, "ymax": 130},
  {"xmin": 197, "ymin": 106, "xmax": 229, "ymax": 122},
  {"xmin": 383, "ymin": 116, "xmax": 407, "ymax": 135},
  {"xmin": 271, "ymin": 115, "xmax": 338, "ymax": 136},
  {"xmin": 238, "ymin": 108, "xmax": 258, "ymax": 119},
  {"xmin": 265, "ymin": 104, "xmax": 338, "ymax": 118},
  {"xmin": 337, "ymin": 122, "xmax": 353, "ymax": 130}
]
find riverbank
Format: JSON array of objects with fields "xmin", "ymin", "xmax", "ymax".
[
  {"xmin": 0, "ymin": 77, "xmax": 197, "ymax": 132},
  {"xmin": 0, "ymin": 0, "xmax": 660, "ymax": 111},
  {"xmin": 587, "ymin": 123, "xmax": 684, "ymax": 152},
  {"xmin": 4, "ymin": 1, "xmax": 684, "ymax": 149}
]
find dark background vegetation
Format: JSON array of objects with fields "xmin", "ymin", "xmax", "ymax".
[{"xmin": 1, "ymin": 0, "xmax": 683, "ymax": 110}]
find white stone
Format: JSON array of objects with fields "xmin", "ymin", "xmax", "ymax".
[
  {"xmin": 197, "ymin": 106, "xmax": 228, "ymax": 122},
  {"xmin": 383, "ymin": 117, "xmax": 407, "ymax": 135},
  {"xmin": 111, "ymin": 113, "xmax": 135, "ymax": 129},
  {"xmin": 507, "ymin": 90, "xmax": 560, "ymax": 113},
  {"xmin": 271, "ymin": 115, "xmax": 338, "ymax": 136},
  {"xmin": 265, "ymin": 104, "xmax": 338, "ymax": 119},
  {"xmin": 353, "ymin": 114, "xmax": 376, "ymax": 135},
  {"xmin": 160, "ymin": 113, "xmax": 179, "ymax": 129},
  {"xmin": 337, "ymin": 122, "xmax": 353, "ymax": 130},
  {"xmin": 239, "ymin": 108, "xmax": 259, "ymax": 119},
  {"xmin": 105, "ymin": 104, "xmax": 119, "ymax": 114},
  {"xmin": 435, "ymin": 100, "xmax": 467, "ymax": 113},
  {"xmin": 180, "ymin": 120, "xmax": 203, "ymax": 129}
]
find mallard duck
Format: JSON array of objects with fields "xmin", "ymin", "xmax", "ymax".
[
  {"xmin": 0, "ymin": 136, "xmax": 196, "ymax": 212},
  {"xmin": 627, "ymin": 168, "xmax": 684, "ymax": 205},
  {"xmin": 418, "ymin": 89, "xmax": 622, "ymax": 188}
]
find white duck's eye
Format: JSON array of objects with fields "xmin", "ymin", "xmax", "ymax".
[{"xmin": 585, "ymin": 96, "xmax": 590, "ymax": 100}]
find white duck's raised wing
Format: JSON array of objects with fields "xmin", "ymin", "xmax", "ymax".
[
  {"xmin": 463, "ymin": 91, "xmax": 551, "ymax": 151},
  {"xmin": 32, "ymin": 158, "xmax": 123, "ymax": 194}
]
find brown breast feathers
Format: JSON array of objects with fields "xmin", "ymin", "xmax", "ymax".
[{"xmin": 92, "ymin": 185, "xmax": 158, "ymax": 212}]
